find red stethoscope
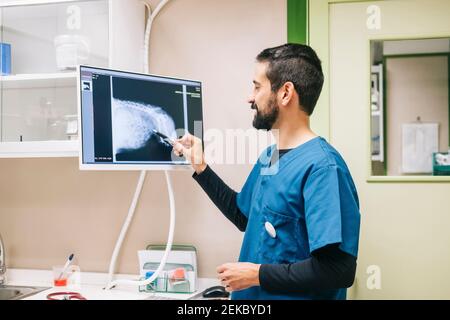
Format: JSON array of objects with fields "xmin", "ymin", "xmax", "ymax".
[{"xmin": 46, "ymin": 292, "xmax": 87, "ymax": 300}]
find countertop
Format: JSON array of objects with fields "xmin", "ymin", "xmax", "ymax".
[{"xmin": 4, "ymin": 268, "xmax": 220, "ymax": 300}]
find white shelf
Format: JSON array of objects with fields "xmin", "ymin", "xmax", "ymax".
[
  {"xmin": 0, "ymin": 72, "xmax": 77, "ymax": 89},
  {"xmin": 0, "ymin": 0, "xmax": 77, "ymax": 7},
  {"xmin": 0, "ymin": 140, "xmax": 78, "ymax": 158},
  {"xmin": 0, "ymin": 0, "xmax": 144, "ymax": 158},
  {"xmin": 371, "ymin": 110, "xmax": 381, "ymax": 116}
]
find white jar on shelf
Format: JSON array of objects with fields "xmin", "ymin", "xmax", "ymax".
[{"xmin": 54, "ymin": 34, "xmax": 90, "ymax": 71}]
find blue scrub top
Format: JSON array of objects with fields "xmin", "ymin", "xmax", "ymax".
[{"xmin": 233, "ymin": 136, "xmax": 361, "ymax": 300}]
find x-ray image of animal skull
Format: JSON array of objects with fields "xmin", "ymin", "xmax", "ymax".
[{"xmin": 112, "ymin": 99, "xmax": 178, "ymax": 161}]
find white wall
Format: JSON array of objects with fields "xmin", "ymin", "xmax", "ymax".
[{"xmin": 329, "ymin": 0, "xmax": 450, "ymax": 299}]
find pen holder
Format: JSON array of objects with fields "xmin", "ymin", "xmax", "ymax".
[
  {"xmin": 138, "ymin": 244, "xmax": 197, "ymax": 294},
  {"xmin": 52, "ymin": 265, "xmax": 81, "ymax": 288},
  {"xmin": 138, "ymin": 267, "xmax": 192, "ymax": 293}
]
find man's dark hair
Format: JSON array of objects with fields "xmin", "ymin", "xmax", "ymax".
[{"xmin": 256, "ymin": 43, "xmax": 324, "ymax": 116}]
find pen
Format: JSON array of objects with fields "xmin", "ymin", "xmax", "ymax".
[
  {"xmin": 58, "ymin": 254, "xmax": 74, "ymax": 280},
  {"xmin": 152, "ymin": 129, "xmax": 175, "ymax": 145}
]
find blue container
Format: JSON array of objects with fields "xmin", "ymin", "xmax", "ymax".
[{"xmin": 0, "ymin": 43, "xmax": 11, "ymax": 75}]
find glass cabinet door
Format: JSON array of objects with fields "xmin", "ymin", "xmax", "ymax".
[{"xmin": 0, "ymin": 0, "xmax": 109, "ymax": 143}]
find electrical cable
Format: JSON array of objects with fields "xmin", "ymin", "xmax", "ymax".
[
  {"xmin": 105, "ymin": 0, "xmax": 173, "ymax": 290},
  {"xmin": 106, "ymin": 170, "xmax": 146, "ymax": 286},
  {"xmin": 106, "ymin": 171, "xmax": 175, "ymax": 289},
  {"xmin": 143, "ymin": 0, "xmax": 171, "ymax": 74}
]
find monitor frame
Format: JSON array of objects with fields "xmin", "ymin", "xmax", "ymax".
[{"xmin": 77, "ymin": 65, "xmax": 203, "ymax": 171}]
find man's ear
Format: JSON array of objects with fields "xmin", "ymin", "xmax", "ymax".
[{"xmin": 278, "ymin": 82, "xmax": 296, "ymax": 107}]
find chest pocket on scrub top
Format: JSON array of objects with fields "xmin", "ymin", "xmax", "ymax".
[{"xmin": 259, "ymin": 206, "xmax": 300, "ymax": 264}]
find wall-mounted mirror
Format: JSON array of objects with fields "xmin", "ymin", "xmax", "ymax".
[{"xmin": 370, "ymin": 38, "xmax": 450, "ymax": 177}]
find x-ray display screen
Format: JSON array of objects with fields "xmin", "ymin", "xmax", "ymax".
[{"xmin": 79, "ymin": 66, "xmax": 203, "ymax": 169}]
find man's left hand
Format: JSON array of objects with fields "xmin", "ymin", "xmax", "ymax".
[{"xmin": 216, "ymin": 262, "xmax": 261, "ymax": 292}]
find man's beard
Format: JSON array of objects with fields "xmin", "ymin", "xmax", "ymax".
[{"xmin": 251, "ymin": 96, "xmax": 279, "ymax": 130}]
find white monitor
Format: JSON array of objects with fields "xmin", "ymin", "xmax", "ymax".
[{"xmin": 78, "ymin": 65, "xmax": 203, "ymax": 170}]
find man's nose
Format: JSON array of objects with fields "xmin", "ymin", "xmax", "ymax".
[{"xmin": 247, "ymin": 95, "xmax": 255, "ymax": 104}]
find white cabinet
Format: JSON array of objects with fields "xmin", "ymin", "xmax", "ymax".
[{"xmin": 0, "ymin": 0, "xmax": 144, "ymax": 157}]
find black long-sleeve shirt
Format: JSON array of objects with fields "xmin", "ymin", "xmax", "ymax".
[{"xmin": 192, "ymin": 151, "xmax": 356, "ymax": 294}]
